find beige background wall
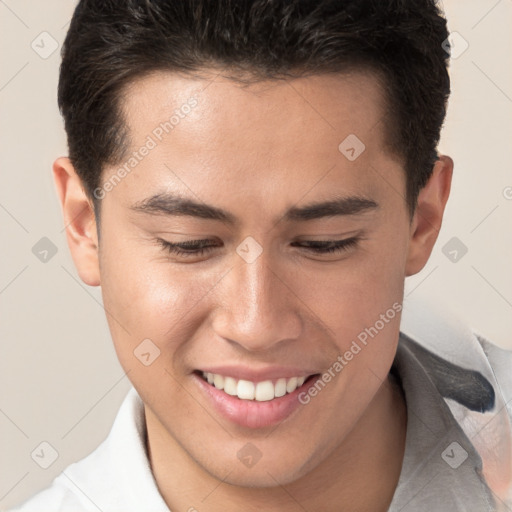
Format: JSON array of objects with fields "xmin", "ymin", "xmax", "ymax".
[{"xmin": 1, "ymin": 0, "xmax": 511, "ymax": 509}]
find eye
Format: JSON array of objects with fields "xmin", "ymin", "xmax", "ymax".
[
  {"xmin": 157, "ymin": 238, "xmax": 218, "ymax": 257},
  {"xmin": 291, "ymin": 237, "xmax": 360, "ymax": 254},
  {"xmin": 156, "ymin": 236, "xmax": 360, "ymax": 258}
]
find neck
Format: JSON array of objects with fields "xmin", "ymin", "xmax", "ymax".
[{"xmin": 145, "ymin": 373, "xmax": 407, "ymax": 512}]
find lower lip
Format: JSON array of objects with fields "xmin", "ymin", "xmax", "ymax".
[{"xmin": 193, "ymin": 373, "xmax": 319, "ymax": 429}]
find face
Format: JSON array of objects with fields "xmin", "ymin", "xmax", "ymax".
[{"xmin": 55, "ymin": 69, "xmax": 452, "ymax": 487}]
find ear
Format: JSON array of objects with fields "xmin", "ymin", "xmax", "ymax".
[
  {"xmin": 53, "ymin": 157, "xmax": 101, "ymax": 286},
  {"xmin": 405, "ymin": 155, "xmax": 453, "ymax": 276}
]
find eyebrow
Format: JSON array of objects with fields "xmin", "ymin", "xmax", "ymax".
[{"xmin": 129, "ymin": 193, "xmax": 378, "ymax": 225}]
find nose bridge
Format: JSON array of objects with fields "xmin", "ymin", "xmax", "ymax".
[{"xmin": 213, "ymin": 251, "xmax": 302, "ymax": 351}]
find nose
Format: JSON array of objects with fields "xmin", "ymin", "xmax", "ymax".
[{"xmin": 211, "ymin": 249, "xmax": 303, "ymax": 353}]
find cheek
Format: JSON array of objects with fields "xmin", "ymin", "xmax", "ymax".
[
  {"xmin": 98, "ymin": 231, "xmax": 227, "ymax": 367},
  {"xmin": 292, "ymin": 227, "xmax": 407, "ymax": 394},
  {"xmin": 300, "ymin": 235, "xmax": 407, "ymax": 343}
]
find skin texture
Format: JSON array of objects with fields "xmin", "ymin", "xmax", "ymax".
[{"xmin": 53, "ymin": 70, "xmax": 453, "ymax": 511}]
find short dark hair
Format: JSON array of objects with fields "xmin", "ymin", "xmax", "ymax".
[{"xmin": 58, "ymin": 0, "xmax": 450, "ymax": 218}]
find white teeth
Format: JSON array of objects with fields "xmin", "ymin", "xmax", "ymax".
[
  {"xmin": 274, "ymin": 378, "xmax": 287, "ymax": 398},
  {"xmin": 237, "ymin": 379, "xmax": 255, "ymax": 400},
  {"xmin": 201, "ymin": 372, "xmax": 310, "ymax": 401},
  {"xmin": 213, "ymin": 374, "xmax": 224, "ymax": 390},
  {"xmin": 286, "ymin": 377, "xmax": 298, "ymax": 393},
  {"xmin": 255, "ymin": 380, "xmax": 274, "ymax": 401},
  {"xmin": 223, "ymin": 376, "xmax": 238, "ymax": 396}
]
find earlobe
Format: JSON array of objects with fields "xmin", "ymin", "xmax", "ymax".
[
  {"xmin": 53, "ymin": 157, "xmax": 101, "ymax": 286},
  {"xmin": 405, "ymin": 155, "xmax": 453, "ymax": 276}
]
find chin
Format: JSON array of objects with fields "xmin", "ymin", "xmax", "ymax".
[
  {"xmin": 222, "ymin": 466, "xmax": 304, "ymax": 488},
  {"xmin": 201, "ymin": 449, "xmax": 313, "ymax": 488}
]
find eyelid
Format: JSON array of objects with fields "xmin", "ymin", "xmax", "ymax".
[{"xmin": 155, "ymin": 235, "xmax": 362, "ymax": 258}]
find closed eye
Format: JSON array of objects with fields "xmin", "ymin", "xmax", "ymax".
[
  {"xmin": 156, "ymin": 237, "xmax": 361, "ymax": 258},
  {"xmin": 290, "ymin": 237, "xmax": 359, "ymax": 254}
]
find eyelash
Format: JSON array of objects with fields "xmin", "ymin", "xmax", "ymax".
[{"xmin": 156, "ymin": 237, "xmax": 360, "ymax": 258}]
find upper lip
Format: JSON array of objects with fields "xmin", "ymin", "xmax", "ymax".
[{"xmin": 196, "ymin": 365, "xmax": 320, "ymax": 382}]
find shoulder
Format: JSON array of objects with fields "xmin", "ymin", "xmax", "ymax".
[
  {"xmin": 7, "ymin": 389, "xmax": 132, "ymax": 512},
  {"xmin": 7, "ymin": 431, "xmax": 120, "ymax": 512},
  {"xmin": 7, "ymin": 387, "xmax": 169, "ymax": 512},
  {"xmin": 399, "ymin": 294, "xmax": 512, "ymax": 507},
  {"xmin": 8, "ymin": 468, "xmax": 101, "ymax": 511}
]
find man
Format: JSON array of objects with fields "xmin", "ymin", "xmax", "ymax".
[{"xmin": 10, "ymin": 0, "xmax": 512, "ymax": 511}]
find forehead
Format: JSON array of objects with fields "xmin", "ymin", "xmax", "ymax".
[
  {"xmin": 120, "ymin": 69, "xmax": 389, "ymax": 148},
  {"xmin": 110, "ymin": 69, "xmax": 403, "ymax": 223}
]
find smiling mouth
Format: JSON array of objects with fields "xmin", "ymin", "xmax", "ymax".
[{"xmin": 195, "ymin": 370, "xmax": 320, "ymax": 402}]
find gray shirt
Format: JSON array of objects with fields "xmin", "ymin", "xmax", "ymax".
[{"xmin": 388, "ymin": 334, "xmax": 499, "ymax": 511}]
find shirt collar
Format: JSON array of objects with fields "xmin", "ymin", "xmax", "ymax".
[{"xmin": 388, "ymin": 333, "xmax": 496, "ymax": 511}]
